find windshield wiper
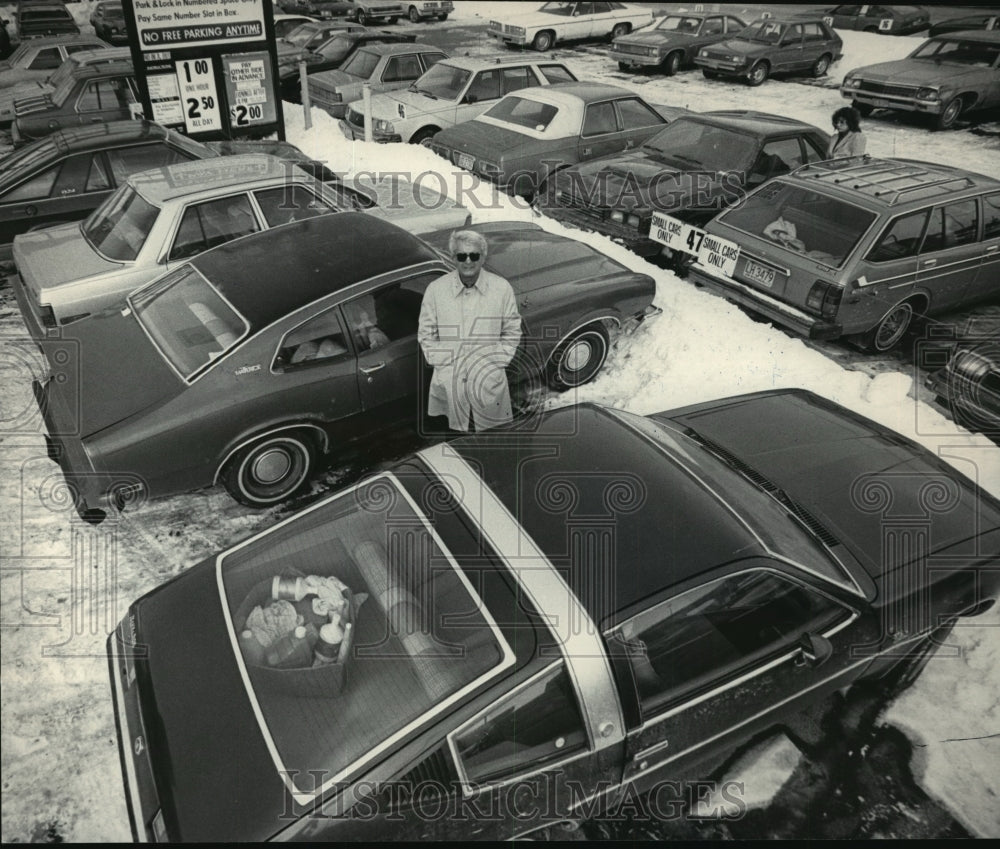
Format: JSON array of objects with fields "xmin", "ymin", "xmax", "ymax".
[
  {"xmin": 671, "ymin": 153, "xmax": 703, "ymax": 167},
  {"xmin": 409, "ymin": 85, "xmax": 437, "ymax": 98}
]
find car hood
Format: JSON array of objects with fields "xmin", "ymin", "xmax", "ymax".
[
  {"xmin": 657, "ymin": 390, "xmax": 1000, "ymax": 584},
  {"xmin": 307, "ymin": 68, "xmax": 358, "ymax": 90},
  {"xmin": 52, "ymin": 308, "xmax": 182, "ymax": 439},
  {"xmin": 369, "ymin": 86, "xmax": 452, "ymax": 119},
  {"xmin": 125, "ymin": 557, "xmax": 290, "ymax": 841},
  {"xmin": 433, "ymin": 120, "xmax": 537, "ymax": 160},
  {"xmin": 617, "ymin": 31, "xmax": 693, "ymax": 47},
  {"xmin": 14, "ymin": 222, "xmax": 123, "ymax": 296},
  {"xmin": 705, "ymin": 38, "xmax": 773, "ymax": 58},
  {"xmin": 849, "ymin": 59, "xmax": 985, "ymax": 86},
  {"xmin": 554, "ymin": 151, "xmax": 692, "ymax": 210}
]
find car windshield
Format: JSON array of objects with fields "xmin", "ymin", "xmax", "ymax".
[
  {"xmin": 719, "ymin": 180, "xmax": 877, "ymax": 268},
  {"xmin": 46, "ymin": 58, "xmax": 86, "ymax": 88},
  {"xmin": 736, "ymin": 20, "xmax": 786, "ymax": 43},
  {"xmin": 82, "ymin": 184, "xmax": 159, "ymax": 261},
  {"xmin": 642, "ymin": 120, "xmax": 758, "ymax": 172},
  {"xmin": 317, "ymin": 34, "xmax": 354, "ymax": 60},
  {"xmin": 217, "ymin": 473, "xmax": 514, "ymax": 797},
  {"xmin": 130, "ymin": 264, "xmax": 248, "ymax": 379},
  {"xmin": 0, "ymin": 137, "xmax": 56, "ymax": 181},
  {"xmin": 483, "ymin": 95, "xmax": 558, "ymax": 131},
  {"xmin": 285, "ymin": 23, "xmax": 322, "ymax": 47},
  {"xmin": 106, "ymin": 5, "xmax": 125, "ymax": 20},
  {"xmin": 304, "ymin": 28, "xmax": 343, "ymax": 50},
  {"xmin": 610, "ymin": 409, "xmax": 854, "ymax": 589},
  {"xmin": 409, "ymin": 61, "xmax": 470, "ymax": 99},
  {"xmin": 655, "ymin": 15, "xmax": 702, "ymax": 33},
  {"xmin": 340, "ymin": 48, "xmax": 380, "ymax": 79},
  {"xmin": 539, "ymin": 2, "xmax": 576, "ymax": 16},
  {"xmin": 911, "ymin": 37, "xmax": 1000, "ymax": 67}
]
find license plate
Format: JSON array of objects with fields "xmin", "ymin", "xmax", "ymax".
[
  {"xmin": 744, "ymin": 259, "xmax": 775, "ymax": 289},
  {"xmin": 868, "ymin": 97, "xmax": 893, "ymax": 108},
  {"xmin": 650, "ymin": 212, "xmax": 705, "ymax": 256},
  {"xmin": 457, "ymin": 153, "xmax": 474, "ymax": 170}
]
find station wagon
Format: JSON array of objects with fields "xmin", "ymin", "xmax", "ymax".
[
  {"xmin": 105, "ymin": 390, "xmax": 1000, "ymax": 839},
  {"xmin": 685, "ymin": 157, "xmax": 1000, "ymax": 352},
  {"xmin": 487, "ymin": 1, "xmax": 654, "ymax": 53}
]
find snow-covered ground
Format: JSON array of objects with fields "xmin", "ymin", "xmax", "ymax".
[{"xmin": 1, "ymin": 2, "xmax": 999, "ymax": 842}]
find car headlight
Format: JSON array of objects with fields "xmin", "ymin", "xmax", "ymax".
[
  {"xmin": 699, "ymin": 48, "xmax": 709, "ymax": 57},
  {"xmin": 610, "ymin": 211, "xmax": 624, "ymax": 223},
  {"xmin": 843, "ymin": 77, "xmax": 861, "ymax": 89},
  {"xmin": 915, "ymin": 87, "xmax": 940, "ymax": 101},
  {"xmin": 489, "ymin": 19, "xmax": 500, "ymax": 28},
  {"xmin": 373, "ymin": 117, "xmax": 395, "ymax": 134},
  {"xmin": 626, "ymin": 214, "xmax": 641, "ymax": 228}
]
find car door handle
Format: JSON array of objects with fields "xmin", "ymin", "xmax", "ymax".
[
  {"xmin": 582, "ymin": 146, "xmax": 592, "ymax": 156},
  {"xmin": 632, "ymin": 738, "xmax": 669, "ymax": 763},
  {"xmin": 359, "ymin": 361, "xmax": 386, "ymax": 374},
  {"xmin": 921, "ymin": 258, "xmax": 937, "ymax": 267}
]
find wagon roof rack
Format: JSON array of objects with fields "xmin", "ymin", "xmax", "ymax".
[{"xmin": 790, "ymin": 156, "xmax": 985, "ymax": 206}]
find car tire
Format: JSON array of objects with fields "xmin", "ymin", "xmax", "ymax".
[
  {"xmin": 409, "ymin": 126, "xmax": 438, "ymax": 146},
  {"xmin": 618, "ymin": 61, "xmax": 634, "ymax": 72},
  {"xmin": 864, "ymin": 26, "xmax": 878, "ymax": 33},
  {"xmin": 387, "ymin": 16, "xmax": 398, "ymax": 24},
  {"xmin": 408, "ymin": 6, "xmax": 420, "ymax": 22},
  {"xmin": 934, "ymin": 96, "xmax": 964, "ymax": 130},
  {"xmin": 223, "ymin": 433, "xmax": 316, "ymax": 507},
  {"xmin": 747, "ymin": 60, "xmax": 769, "ymax": 86},
  {"xmin": 532, "ymin": 30, "xmax": 554, "ymax": 51},
  {"xmin": 811, "ymin": 53, "xmax": 832, "ymax": 77},
  {"xmin": 863, "ymin": 300, "xmax": 915, "ymax": 352},
  {"xmin": 438, "ymin": 13, "xmax": 448, "ymax": 21},
  {"xmin": 853, "ymin": 100, "xmax": 874, "ymax": 117},
  {"xmin": 546, "ymin": 324, "xmax": 610, "ymax": 390},
  {"xmin": 884, "ymin": 620, "xmax": 957, "ymax": 698},
  {"xmin": 356, "ymin": 10, "xmax": 368, "ymax": 25},
  {"xmin": 611, "ymin": 22, "xmax": 630, "ymax": 40},
  {"xmin": 662, "ymin": 50, "xmax": 682, "ymax": 76}
]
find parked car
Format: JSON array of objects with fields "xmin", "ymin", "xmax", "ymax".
[
  {"xmin": 277, "ymin": 27, "xmax": 418, "ymax": 101},
  {"xmin": 272, "ymin": 14, "xmax": 319, "ymax": 40},
  {"xmin": 10, "ymin": 153, "xmax": 472, "ymax": 336},
  {"xmin": 1, "ymin": 45, "xmax": 126, "ymax": 129},
  {"xmin": 840, "ymin": 31, "xmax": 1000, "ymax": 130},
  {"xmin": 104, "ymin": 388, "xmax": 1000, "ymax": 840},
  {"xmin": 342, "ymin": 0, "xmax": 406, "ymax": 26},
  {"xmin": 10, "ymin": 59, "xmax": 137, "ymax": 146},
  {"xmin": 430, "ymin": 82, "xmax": 679, "ymax": 200},
  {"xmin": 537, "ymin": 111, "xmax": 829, "ymax": 259},
  {"xmin": 819, "ymin": 4, "xmax": 929, "ymax": 35},
  {"xmin": 307, "ymin": 41, "xmax": 447, "ymax": 118},
  {"xmin": 488, "ymin": 1, "xmax": 654, "ymax": 53},
  {"xmin": 927, "ymin": 340, "xmax": 1000, "ymax": 436},
  {"xmin": 302, "ymin": 0, "xmax": 356, "ymax": 19},
  {"xmin": 30, "ymin": 214, "xmax": 657, "ymax": 520},
  {"xmin": 340, "ymin": 54, "xmax": 577, "ymax": 145},
  {"xmin": 0, "ymin": 34, "xmax": 106, "ymax": 90},
  {"xmin": 695, "ymin": 17, "xmax": 843, "ymax": 86},
  {"xmin": 0, "ymin": 120, "xmax": 218, "ymax": 265},
  {"xmin": 14, "ymin": 2, "xmax": 80, "ymax": 41},
  {"xmin": 684, "ymin": 157, "xmax": 1000, "ymax": 352},
  {"xmin": 929, "ymin": 14, "xmax": 1000, "ymax": 38},
  {"xmin": 405, "ymin": 1, "xmax": 452, "ymax": 23},
  {"xmin": 280, "ymin": 19, "xmax": 364, "ymax": 50},
  {"xmin": 610, "ymin": 11, "xmax": 747, "ymax": 75},
  {"xmin": 89, "ymin": 1, "xmax": 127, "ymax": 44}
]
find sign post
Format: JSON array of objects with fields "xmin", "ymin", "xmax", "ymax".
[{"xmin": 122, "ymin": 0, "xmax": 284, "ymax": 141}]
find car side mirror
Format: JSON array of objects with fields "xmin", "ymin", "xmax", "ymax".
[
  {"xmin": 795, "ymin": 632, "xmax": 833, "ymax": 668},
  {"xmin": 462, "ymin": 94, "xmax": 478, "ymax": 104}
]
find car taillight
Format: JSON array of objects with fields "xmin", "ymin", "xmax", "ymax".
[{"xmin": 806, "ymin": 280, "xmax": 842, "ymax": 319}]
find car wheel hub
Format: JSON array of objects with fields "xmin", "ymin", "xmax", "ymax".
[
  {"xmin": 564, "ymin": 340, "xmax": 593, "ymax": 372},
  {"xmin": 253, "ymin": 449, "xmax": 293, "ymax": 484}
]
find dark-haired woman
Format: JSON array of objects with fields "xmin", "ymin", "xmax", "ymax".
[{"xmin": 827, "ymin": 106, "xmax": 866, "ymax": 158}]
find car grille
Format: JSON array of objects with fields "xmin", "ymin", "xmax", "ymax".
[
  {"xmin": 347, "ymin": 107, "xmax": 365, "ymax": 130},
  {"xmin": 856, "ymin": 81, "xmax": 918, "ymax": 98},
  {"xmin": 613, "ymin": 44, "xmax": 651, "ymax": 56},
  {"xmin": 555, "ymin": 190, "xmax": 605, "ymax": 218},
  {"xmin": 307, "ymin": 84, "xmax": 339, "ymax": 107}
]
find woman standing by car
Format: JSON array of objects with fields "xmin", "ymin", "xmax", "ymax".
[{"xmin": 827, "ymin": 106, "xmax": 866, "ymax": 158}]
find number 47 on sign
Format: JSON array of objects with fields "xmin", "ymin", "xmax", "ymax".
[{"xmin": 651, "ymin": 211, "xmax": 705, "ymax": 256}]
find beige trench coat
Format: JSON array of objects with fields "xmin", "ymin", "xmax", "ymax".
[{"xmin": 417, "ymin": 269, "xmax": 522, "ymax": 432}]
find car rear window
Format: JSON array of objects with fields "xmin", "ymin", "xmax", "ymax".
[
  {"xmin": 341, "ymin": 48, "xmax": 381, "ymax": 80},
  {"xmin": 642, "ymin": 120, "xmax": 758, "ymax": 172},
  {"xmin": 913, "ymin": 37, "xmax": 1000, "ymax": 66},
  {"xmin": 216, "ymin": 473, "xmax": 515, "ymax": 799},
  {"xmin": 130, "ymin": 264, "xmax": 248, "ymax": 378},
  {"xmin": 82, "ymin": 184, "xmax": 159, "ymax": 261},
  {"xmin": 484, "ymin": 95, "xmax": 558, "ymax": 131},
  {"xmin": 719, "ymin": 180, "xmax": 877, "ymax": 268}
]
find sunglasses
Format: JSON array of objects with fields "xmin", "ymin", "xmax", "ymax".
[{"xmin": 455, "ymin": 252, "xmax": 481, "ymax": 262}]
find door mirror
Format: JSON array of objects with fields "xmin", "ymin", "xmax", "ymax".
[
  {"xmin": 795, "ymin": 632, "xmax": 833, "ymax": 668},
  {"xmin": 462, "ymin": 93, "xmax": 478, "ymax": 104}
]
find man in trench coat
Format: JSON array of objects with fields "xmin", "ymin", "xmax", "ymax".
[{"xmin": 417, "ymin": 230, "xmax": 522, "ymax": 432}]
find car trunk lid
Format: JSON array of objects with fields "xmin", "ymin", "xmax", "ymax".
[{"xmin": 14, "ymin": 222, "xmax": 123, "ymax": 305}]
